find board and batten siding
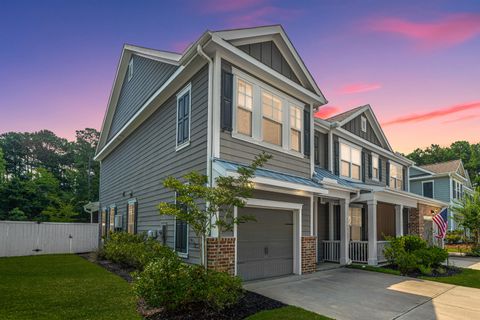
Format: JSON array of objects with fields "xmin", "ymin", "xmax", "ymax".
[
  {"xmin": 99, "ymin": 65, "xmax": 209, "ymax": 265},
  {"xmin": 342, "ymin": 113, "xmax": 384, "ymax": 149},
  {"xmin": 107, "ymin": 55, "xmax": 179, "ymax": 140}
]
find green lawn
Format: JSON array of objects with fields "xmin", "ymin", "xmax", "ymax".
[
  {"xmin": 348, "ymin": 264, "xmax": 480, "ymax": 290},
  {"xmin": 246, "ymin": 306, "xmax": 333, "ymax": 320},
  {"xmin": 0, "ymin": 254, "xmax": 140, "ymax": 320}
]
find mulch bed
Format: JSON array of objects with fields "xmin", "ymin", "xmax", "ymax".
[
  {"xmin": 382, "ymin": 263, "xmax": 463, "ymax": 278},
  {"xmin": 77, "ymin": 253, "xmax": 286, "ymax": 320}
]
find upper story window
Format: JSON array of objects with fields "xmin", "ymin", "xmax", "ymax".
[
  {"xmin": 452, "ymin": 180, "xmax": 463, "ymax": 199},
  {"xmin": 372, "ymin": 154, "xmax": 379, "ymax": 180},
  {"xmin": 176, "ymin": 84, "xmax": 191, "ymax": 150},
  {"xmin": 389, "ymin": 162, "xmax": 403, "ymax": 190},
  {"xmin": 127, "ymin": 57, "xmax": 133, "ymax": 81},
  {"xmin": 423, "ymin": 181, "xmax": 434, "ymax": 198},
  {"xmin": 262, "ymin": 91, "xmax": 283, "ymax": 146},
  {"xmin": 233, "ymin": 69, "xmax": 304, "ymax": 156},
  {"xmin": 236, "ymin": 79, "xmax": 253, "ymax": 136},
  {"xmin": 361, "ymin": 116, "xmax": 367, "ymax": 132},
  {"xmin": 340, "ymin": 142, "xmax": 361, "ymax": 180}
]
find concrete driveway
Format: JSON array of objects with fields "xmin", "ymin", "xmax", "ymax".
[
  {"xmin": 244, "ymin": 268, "xmax": 480, "ymax": 320},
  {"xmin": 448, "ymin": 256, "xmax": 480, "ymax": 270}
]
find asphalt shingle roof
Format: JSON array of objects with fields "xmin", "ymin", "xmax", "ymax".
[{"xmin": 420, "ymin": 160, "xmax": 461, "ymax": 174}]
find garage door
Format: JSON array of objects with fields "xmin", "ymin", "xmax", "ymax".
[{"xmin": 237, "ymin": 207, "xmax": 294, "ymax": 281}]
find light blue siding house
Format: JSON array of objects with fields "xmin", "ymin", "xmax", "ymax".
[{"xmin": 409, "ymin": 160, "xmax": 473, "ymax": 230}]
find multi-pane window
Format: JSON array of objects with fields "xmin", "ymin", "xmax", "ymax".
[
  {"xmin": 262, "ymin": 91, "xmax": 283, "ymax": 146},
  {"xmin": 127, "ymin": 200, "xmax": 137, "ymax": 234},
  {"xmin": 349, "ymin": 207, "xmax": 363, "ymax": 241},
  {"xmin": 236, "ymin": 79, "xmax": 253, "ymax": 136},
  {"xmin": 174, "ymin": 193, "xmax": 188, "ymax": 256},
  {"xmin": 176, "ymin": 86, "xmax": 191, "ymax": 148},
  {"xmin": 453, "ymin": 180, "xmax": 463, "ymax": 199},
  {"xmin": 372, "ymin": 154, "xmax": 379, "ymax": 180},
  {"xmin": 340, "ymin": 143, "xmax": 361, "ymax": 180},
  {"xmin": 101, "ymin": 208, "xmax": 107, "ymax": 237},
  {"xmin": 389, "ymin": 162, "xmax": 403, "ymax": 190},
  {"xmin": 127, "ymin": 57, "xmax": 133, "ymax": 81},
  {"xmin": 290, "ymin": 105, "xmax": 302, "ymax": 152},
  {"xmin": 109, "ymin": 206, "xmax": 115, "ymax": 232},
  {"xmin": 423, "ymin": 181, "xmax": 434, "ymax": 198}
]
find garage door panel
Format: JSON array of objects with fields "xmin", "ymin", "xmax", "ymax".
[{"xmin": 237, "ymin": 207, "xmax": 294, "ymax": 281}]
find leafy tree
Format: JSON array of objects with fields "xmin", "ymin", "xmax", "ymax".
[
  {"xmin": 157, "ymin": 152, "xmax": 272, "ymax": 266},
  {"xmin": 8, "ymin": 208, "xmax": 27, "ymax": 221},
  {"xmin": 0, "ymin": 146, "xmax": 5, "ymax": 183},
  {"xmin": 452, "ymin": 187, "xmax": 480, "ymax": 247}
]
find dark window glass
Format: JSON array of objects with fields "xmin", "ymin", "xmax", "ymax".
[{"xmin": 423, "ymin": 182, "xmax": 433, "ymax": 198}]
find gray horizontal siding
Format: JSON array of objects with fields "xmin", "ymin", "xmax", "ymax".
[
  {"xmin": 100, "ymin": 65, "xmax": 209, "ymax": 265},
  {"xmin": 410, "ymin": 176, "xmax": 450, "ymax": 202},
  {"xmin": 108, "ymin": 55, "xmax": 178, "ymax": 140}
]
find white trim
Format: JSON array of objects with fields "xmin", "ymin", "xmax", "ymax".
[
  {"xmin": 421, "ymin": 180, "xmax": 435, "ymax": 198},
  {"xmin": 175, "ymin": 83, "xmax": 192, "ymax": 151},
  {"xmin": 338, "ymin": 138, "xmax": 363, "ymax": 182},
  {"xmin": 371, "ymin": 153, "xmax": 379, "ymax": 181},
  {"xmin": 127, "ymin": 57, "xmax": 134, "ymax": 81},
  {"xmin": 310, "ymin": 195, "xmax": 314, "ymax": 236},
  {"xmin": 361, "ymin": 116, "xmax": 367, "ymax": 132},
  {"xmin": 245, "ymin": 198, "xmax": 303, "ymax": 210}
]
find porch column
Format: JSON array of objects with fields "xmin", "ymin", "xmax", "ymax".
[
  {"xmin": 339, "ymin": 198, "xmax": 350, "ymax": 265},
  {"xmin": 367, "ymin": 199, "xmax": 378, "ymax": 266},
  {"xmin": 395, "ymin": 205, "xmax": 404, "ymax": 237},
  {"xmin": 328, "ymin": 202, "xmax": 335, "ymax": 240}
]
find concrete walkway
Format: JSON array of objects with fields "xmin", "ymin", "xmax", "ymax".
[
  {"xmin": 244, "ymin": 268, "xmax": 480, "ymax": 320},
  {"xmin": 447, "ymin": 256, "xmax": 480, "ymax": 270}
]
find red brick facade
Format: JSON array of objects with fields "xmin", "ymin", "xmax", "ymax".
[
  {"xmin": 301, "ymin": 236, "xmax": 317, "ymax": 274},
  {"xmin": 408, "ymin": 204, "xmax": 440, "ymax": 237},
  {"xmin": 206, "ymin": 237, "xmax": 236, "ymax": 276}
]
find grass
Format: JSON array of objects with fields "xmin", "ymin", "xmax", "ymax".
[
  {"xmin": 246, "ymin": 306, "xmax": 333, "ymax": 320},
  {"xmin": 0, "ymin": 254, "xmax": 140, "ymax": 320},
  {"xmin": 420, "ymin": 268, "xmax": 480, "ymax": 289},
  {"xmin": 347, "ymin": 264, "xmax": 401, "ymax": 275}
]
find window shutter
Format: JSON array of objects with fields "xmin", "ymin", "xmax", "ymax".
[
  {"xmin": 361, "ymin": 151, "xmax": 366, "ymax": 182},
  {"xmin": 303, "ymin": 108, "xmax": 311, "ymax": 157},
  {"xmin": 379, "ymin": 159, "xmax": 383, "ymax": 181},
  {"xmin": 403, "ymin": 166, "xmax": 407, "ymax": 190},
  {"xmin": 361, "ymin": 206, "xmax": 367, "ymax": 241},
  {"xmin": 334, "ymin": 141, "xmax": 339, "ymax": 175},
  {"xmin": 221, "ymin": 70, "xmax": 233, "ymax": 131},
  {"xmin": 368, "ymin": 154, "xmax": 372, "ymax": 179},
  {"xmin": 125, "ymin": 203, "xmax": 129, "ymax": 232},
  {"xmin": 134, "ymin": 201, "xmax": 138, "ymax": 234},
  {"xmin": 386, "ymin": 160, "xmax": 390, "ymax": 186}
]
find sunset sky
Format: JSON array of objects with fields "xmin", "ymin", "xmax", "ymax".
[{"xmin": 1, "ymin": 0, "xmax": 479, "ymax": 153}]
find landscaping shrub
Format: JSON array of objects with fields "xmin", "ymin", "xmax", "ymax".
[
  {"xmin": 445, "ymin": 230, "xmax": 463, "ymax": 244},
  {"xmin": 384, "ymin": 235, "xmax": 448, "ymax": 275},
  {"xmin": 133, "ymin": 258, "xmax": 243, "ymax": 312},
  {"xmin": 102, "ymin": 232, "xmax": 176, "ymax": 270}
]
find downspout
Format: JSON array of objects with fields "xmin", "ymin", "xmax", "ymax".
[{"xmin": 197, "ymin": 44, "xmax": 213, "ymax": 268}]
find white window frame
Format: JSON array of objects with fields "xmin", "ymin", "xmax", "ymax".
[
  {"xmin": 175, "ymin": 84, "xmax": 192, "ymax": 151},
  {"xmin": 173, "ymin": 192, "xmax": 189, "ymax": 258},
  {"xmin": 453, "ymin": 180, "xmax": 462, "ymax": 199},
  {"xmin": 231, "ymin": 67, "xmax": 304, "ymax": 158},
  {"xmin": 127, "ymin": 57, "xmax": 133, "ymax": 81},
  {"xmin": 339, "ymin": 139, "xmax": 362, "ymax": 182},
  {"xmin": 127, "ymin": 199, "xmax": 137, "ymax": 234},
  {"xmin": 422, "ymin": 180, "xmax": 435, "ymax": 198},
  {"xmin": 371, "ymin": 153, "xmax": 379, "ymax": 181},
  {"xmin": 389, "ymin": 161, "xmax": 403, "ymax": 190},
  {"xmin": 361, "ymin": 116, "xmax": 367, "ymax": 133}
]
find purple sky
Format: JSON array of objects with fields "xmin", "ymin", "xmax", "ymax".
[{"xmin": 1, "ymin": 0, "xmax": 479, "ymax": 153}]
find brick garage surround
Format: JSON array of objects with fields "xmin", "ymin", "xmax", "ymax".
[
  {"xmin": 206, "ymin": 237, "xmax": 236, "ymax": 276},
  {"xmin": 408, "ymin": 204, "xmax": 440, "ymax": 237},
  {"xmin": 301, "ymin": 236, "xmax": 317, "ymax": 274}
]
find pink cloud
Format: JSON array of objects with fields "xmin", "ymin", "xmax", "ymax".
[
  {"xmin": 442, "ymin": 114, "xmax": 480, "ymax": 124},
  {"xmin": 368, "ymin": 13, "xmax": 480, "ymax": 50},
  {"xmin": 314, "ymin": 105, "xmax": 341, "ymax": 119},
  {"xmin": 202, "ymin": 0, "xmax": 266, "ymax": 13},
  {"xmin": 382, "ymin": 101, "xmax": 480, "ymax": 126},
  {"xmin": 229, "ymin": 6, "xmax": 302, "ymax": 28},
  {"xmin": 339, "ymin": 83, "xmax": 381, "ymax": 94}
]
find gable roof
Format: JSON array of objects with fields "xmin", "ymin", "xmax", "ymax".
[
  {"xmin": 420, "ymin": 160, "xmax": 462, "ymax": 175},
  {"xmin": 326, "ymin": 104, "xmax": 393, "ymax": 152}
]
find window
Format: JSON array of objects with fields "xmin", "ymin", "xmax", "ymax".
[
  {"xmin": 290, "ymin": 105, "xmax": 302, "ymax": 152},
  {"xmin": 127, "ymin": 200, "xmax": 137, "ymax": 234},
  {"xmin": 109, "ymin": 206, "xmax": 116, "ymax": 232},
  {"xmin": 101, "ymin": 208, "xmax": 107, "ymax": 237},
  {"xmin": 176, "ymin": 85, "xmax": 191, "ymax": 149},
  {"xmin": 262, "ymin": 91, "xmax": 283, "ymax": 146},
  {"xmin": 453, "ymin": 180, "xmax": 463, "ymax": 199},
  {"xmin": 236, "ymin": 79, "xmax": 253, "ymax": 136},
  {"xmin": 174, "ymin": 193, "xmax": 188, "ymax": 257},
  {"xmin": 423, "ymin": 181, "xmax": 434, "ymax": 198},
  {"xmin": 127, "ymin": 57, "xmax": 133, "ymax": 81},
  {"xmin": 361, "ymin": 116, "xmax": 367, "ymax": 132},
  {"xmin": 314, "ymin": 135, "xmax": 319, "ymax": 165},
  {"xmin": 340, "ymin": 142, "xmax": 361, "ymax": 180},
  {"xmin": 349, "ymin": 207, "xmax": 363, "ymax": 241},
  {"xmin": 232, "ymin": 70, "xmax": 305, "ymax": 156},
  {"xmin": 372, "ymin": 154, "xmax": 379, "ymax": 180},
  {"xmin": 389, "ymin": 162, "xmax": 403, "ymax": 190}
]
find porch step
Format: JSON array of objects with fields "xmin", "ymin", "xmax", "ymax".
[{"xmin": 316, "ymin": 262, "xmax": 343, "ymax": 272}]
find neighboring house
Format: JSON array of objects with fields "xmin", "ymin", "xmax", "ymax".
[
  {"xmin": 409, "ymin": 160, "xmax": 474, "ymax": 230},
  {"xmin": 95, "ymin": 25, "xmax": 447, "ymax": 282}
]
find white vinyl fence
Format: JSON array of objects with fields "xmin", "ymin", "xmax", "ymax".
[{"xmin": 0, "ymin": 221, "xmax": 98, "ymax": 257}]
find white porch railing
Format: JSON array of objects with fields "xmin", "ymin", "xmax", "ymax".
[
  {"xmin": 349, "ymin": 241, "xmax": 368, "ymax": 263},
  {"xmin": 321, "ymin": 240, "xmax": 340, "ymax": 262},
  {"xmin": 377, "ymin": 241, "xmax": 390, "ymax": 264}
]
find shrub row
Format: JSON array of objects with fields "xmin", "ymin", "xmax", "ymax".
[{"xmin": 384, "ymin": 235, "xmax": 448, "ymax": 275}]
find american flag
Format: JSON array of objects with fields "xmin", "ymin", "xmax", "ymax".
[{"xmin": 433, "ymin": 208, "xmax": 448, "ymax": 239}]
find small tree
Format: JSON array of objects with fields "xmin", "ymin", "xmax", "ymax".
[
  {"xmin": 158, "ymin": 152, "xmax": 272, "ymax": 267},
  {"xmin": 452, "ymin": 187, "xmax": 480, "ymax": 247}
]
